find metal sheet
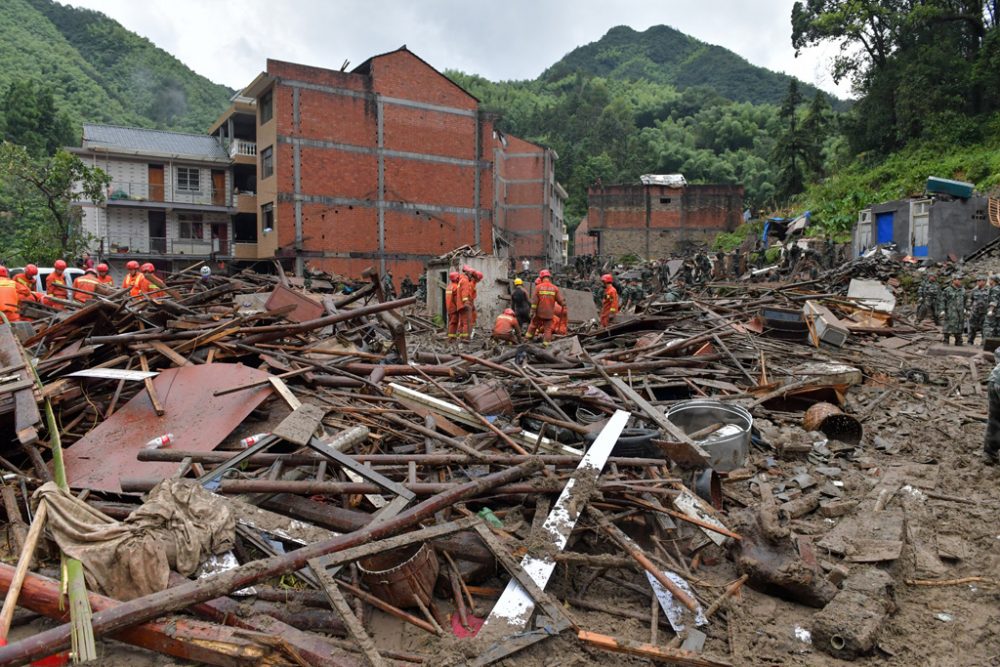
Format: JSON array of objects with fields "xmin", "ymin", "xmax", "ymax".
[
  {"xmin": 61, "ymin": 363, "xmax": 274, "ymax": 493},
  {"xmin": 264, "ymin": 284, "xmax": 324, "ymax": 323},
  {"xmin": 66, "ymin": 369, "xmax": 158, "ymax": 381}
]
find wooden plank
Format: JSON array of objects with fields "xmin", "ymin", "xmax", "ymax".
[
  {"xmin": 577, "ymin": 630, "xmax": 731, "ymax": 666},
  {"xmin": 476, "ymin": 410, "xmax": 630, "ymax": 642},
  {"xmin": 269, "ymin": 376, "xmax": 301, "ymax": 410},
  {"xmin": 138, "ymin": 353, "xmax": 164, "ymax": 416},
  {"xmin": 149, "ymin": 340, "xmax": 195, "ymax": 367},
  {"xmin": 272, "ymin": 404, "xmax": 325, "ymax": 446},
  {"xmin": 608, "ymin": 377, "xmax": 711, "ymax": 464},
  {"xmin": 309, "ymin": 560, "xmax": 387, "ymax": 667}
]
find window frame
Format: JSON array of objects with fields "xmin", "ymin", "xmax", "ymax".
[
  {"xmin": 261, "ymin": 203, "xmax": 275, "ymax": 233},
  {"xmin": 175, "ymin": 166, "xmax": 201, "ymax": 193},
  {"xmin": 260, "ymin": 90, "xmax": 273, "ymax": 124},
  {"xmin": 261, "ymin": 146, "xmax": 274, "ymax": 179},
  {"xmin": 178, "ymin": 213, "xmax": 205, "ymax": 240}
]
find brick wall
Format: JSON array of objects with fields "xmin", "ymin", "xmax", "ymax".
[
  {"xmin": 494, "ymin": 134, "xmax": 563, "ymax": 267},
  {"xmin": 587, "ymin": 183, "xmax": 743, "ymax": 259},
  {"xmin": 262, "ymin": 50, "xmax": 493, "ymax": 285}
]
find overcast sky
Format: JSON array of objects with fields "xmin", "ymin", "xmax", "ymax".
[{"xmin": 68, "ymin": 0, "xmax": 852, "ymax": 99}]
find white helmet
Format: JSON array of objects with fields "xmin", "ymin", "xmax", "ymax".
[{"xmin": 199, "ymin": 266, "xmax": 211, "ymax": 277}]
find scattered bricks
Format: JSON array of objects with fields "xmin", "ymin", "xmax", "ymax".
[
  {"xmin": 820, "ymin": 498, "xmax": 859, "ymax": 518},
  {"xmin": 812, "ymin": 569, "xmax": 895, "ymax": 659},
  {"xmin": 826, "ymin": 564, "xmax": 851, "ymax": 586},
  {"xmin": 781, "ymin": 492, "xmax": 821, "ymax": 519}
]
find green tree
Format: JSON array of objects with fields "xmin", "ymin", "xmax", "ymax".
[
  {"xmin": 801, "ymin": 91, "xmax": 832, "ymax": 179},
  {"xmin": 1, "ymin": 79, "xmax": 74, "ymax": 157},
  {"xmin": 773, "ymin": 80, "xmax": 807, "ymax": 201},
  {"xmin": 0, "ymin": 143, "xmax": 110, "ymax": 263}
]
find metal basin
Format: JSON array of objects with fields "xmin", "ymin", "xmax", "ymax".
[{"xmin": 666, "ymin": 400, "xmax": 753, "ymax": 472}]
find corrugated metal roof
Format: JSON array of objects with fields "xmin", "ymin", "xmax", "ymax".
[
  {"xmin": 640, "ymin": 174, "xmax": 687, "ymax": 187},
  {"xmin": 82, "ymin": 124, "xmax": 229, "ymax": 161}
]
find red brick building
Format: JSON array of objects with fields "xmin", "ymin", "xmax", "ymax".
[
  {"xmin": 573, "ymin": 217, "xmax": 598, "ymax": 256},
  {"xmin": 240, "ymin": 48, "xmax": 497, "ymax": 282},
  {"xmin": 493, "ymin": 133, "xmax": 566, "ymax": 270},
  {"xmin": 585, "ymin": 179, "xmax": 744, "ymax": 259}
]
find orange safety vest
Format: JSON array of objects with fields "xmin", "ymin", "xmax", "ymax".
[
  {"xmin": 46, "ymin": 271, "xmax": 68, "ymax": 300},
  {"xmin": 492, "ymin": 313, "xmax": 519, "ymax": 337},
  {"xmin": 531, "ymin": 279, "xmax": 563, "ymax": 320},
  {"xmin": 12, "ymin": 276, "xmax": 36, "ymax": 303},
  {"xmin": 0, "ymin": 278, "xmax": 19, "ymax": 319},
  {"xmin": 96, "ymin": 274, "xmax": 115, "ymax": 287},
  {"xmin": 457, "ymin": 275, "xmax": 473, "ymax": 308},
  {"xmin": 73, "ymin": 275, "xmax": 100, "ymax": 302},
  {"xmin": 122, "ymin": 272, "xmax": 146, "ymax": 297},
  {"xmin": 601, "ymin": 284, "xmax": 619, "ymax": 317}
]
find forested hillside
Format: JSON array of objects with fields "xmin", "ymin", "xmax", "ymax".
[{"xmin": 0, "ymin": 0, "xmax": 232, "ymax": 135}]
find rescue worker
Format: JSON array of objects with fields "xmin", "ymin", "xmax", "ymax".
[
  {"xmin": 526, "ymin": 269, "xmax": 565, "ymax": 344},
  {"xmin": 939, "ymin": 275, "xmax": 967, "ymax": 346},
  {"xmin": 599, "ymin": 273, "xmax": 618, "ymax": 327},
  {"xmin": 969, "ymin": 276, "xmax": 989, "ymax": 345},
  {"xmin": 122, "ymin": 260, "xmax": 146, "ymax": 296},
  {"xmin": 73, "ymin": 268, "xmax": 101, "ymax": 303},
  {"xmin": 0, "ymin": 268, "xmax": 20, "ymax": 321},
  {"xmin": 510, "ymin": 277, "xmax": 531, "ymax": 330},
  {"xmin": 140, "ymin": 263, "xmax": 166, "ymax": 298},
  {"xmin": 492, "ymin": 308, "xmax": 521, "ymax": 343},
  {"xmin": 470, "ymin": 270, "xmax": 483, "ymax": 332},
  {"xmin": 915, "ymin": 273, "xmax": 941, "ymax": 325},
  {"xmin": 985, "ymin": 347, "xmax": 1000, "ymax": 465},
  {"xmin": 457, "ymin": 265, "xmax": 475, "ymax": 340},
  {"xmin": 46, "ymin": 259, "xmax": 69, "ymax": 306},
  {"xmin": 444, "ymin": 271, "xmax": 461, "ymax": 342},
  {"xmin": 14, "ymin": 264, "xmax": 38, "ymax": 297},
  {"xmin": 553, "ymin": 301, "xmax": 569, "ymax": 336},
  {"xmin": 95, "ymin": 263, "xmax": 114, "ymax": 288}
]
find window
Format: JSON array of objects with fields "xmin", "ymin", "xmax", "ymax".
[
  {"xmin": 176, "ymin": 167, "xmax": 200, "ymax": 193},
  {"xmin": 261, "ymin": 146, "xmax": 274, "ymax": 179},
  {"xmin": 260, "ymin": 90, "xmax": 273, "ymax": 124},
  {"xmin": 261, "ymin": 203, "xmax": 274, "ymax": 233},
  {"xmin": 659, "ymin": 197, "xmax": 672, "ymax": 204},
  {"xmin": 178, "ymin": 213, "xmax": 204, "ymax": 240}
]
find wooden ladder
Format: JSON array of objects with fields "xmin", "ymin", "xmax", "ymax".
[{"xmin": 990, "ymin": 197, "xmax": 1000, "ymax": 228}]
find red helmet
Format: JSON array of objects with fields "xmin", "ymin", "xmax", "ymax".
[
  {"xmin": 462, "ymin": 264, "xmax": 473, "ymax": 274},
  {"xmin": 449, "ymin": 271, "xmax": 460, "ymax": 281},
  {"xmin": 126, "ymin": 260, "xmax": 140, "ymax": 271},
  {"xmin": 140, "ymin": 263, "xmax": 155, "ymax": 273},
  {"xmin": 474, "ymin": 270, "xmax": 483, "ymax": 280},
  {"xmin": 0, "ymin": 267, "xmax": 7, "ymax": 278},
  {"xmin": 601, "ymin": 274, "xmax": 614, "ymax": 283},
  {"xmin": 538, "ymin": 269, "xmax": 551, "ymax": 279},
  {"xmin": 24, "ymin": 264, "xmax": 38, "ymax": 277},
  {"xmin": 534, "ymin": 277, "xmax": 541, "ymax": 285},
  {"xmin": 96, "ymin": 263, "xmax": 109, "ymax": 274},
  {"xmin": 54, "ymin": 259, "xmax": 67, "ymax": 271},
  {"xmin": 504, "ymin": 308, "xmax": 514, "ymax": 316}
]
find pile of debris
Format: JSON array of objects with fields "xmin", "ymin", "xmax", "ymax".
[{"xmin": 0, "ymin": 261, "xmax": 997, "ymax": 666}]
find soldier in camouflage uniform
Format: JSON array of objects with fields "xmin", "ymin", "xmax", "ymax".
[
  {"xmin": 415, "ymin": 274, "xmax": 427, "ymax": 302},
  {"xmin": 939, "ymin": 275, "xmax": 967, "ymax": 346},
  {"xmin": 968, "ymin": 276, "xmax": 990, "ymax": 345},
  {"xmin": 915, "ymin": 273, "xmax": 941, "ymax": 324},
  {"xmin": 984, "ymin": 348, "xmax": 1000, "ymax": 464},
  {"xmin": 983, "ymin": 275, "xmax": 1000, "ymax": 340}
]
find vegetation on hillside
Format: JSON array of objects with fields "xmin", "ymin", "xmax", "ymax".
[{"xmin": 0, "ymin": 0, "xmax": 233, "ymax": 137}]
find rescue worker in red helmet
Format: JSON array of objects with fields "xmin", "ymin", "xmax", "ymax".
[
  {"xmin": 13, "ymin": 265, "xmax": 39, "ymax": 305},
  {"xmin": 492, "ymin": 307, "xmax": 522, "ymax": 343},
  {"xmin": 526, "ymin": 269, "xmax": 566, "ymax": 344},
  {"xmin": 553, "ymin": 301, "xmax": 569, "ymax": 336},
  {"xmin": 470, "ymin": 270, "xmax": 483, "ymax": 332},
  {"xmin": 95, "ymin": 263, "xmax": 114, "ymax": 287},
  {"xmin": 457, "ymin": 265, "xmax": 474, "ymax": 340},
  {"xmin": 140, "ymin": 263, "xmax": 165, "ymax": 298},
  {"xmin": 45, "ymin": 259, "xmax": 69, "ymax": 308},
  {"xmin": 445, "ymin": 271, "xmax": 462, "ymax": 342},
  {"xmin": 122, "ymin": 260, "xmax": 146, "ymax": 297},
  {"xmin": 0, "ymin": 267, "xmax": 21, "ymax": 321},
  {"xmin": 599, "ymin": 273, "xmax": 619, "ymax": 327}
]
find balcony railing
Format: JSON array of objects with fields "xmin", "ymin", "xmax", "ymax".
[
  {"xmin": 228, "ymin": 139, "xmax": 257, "ymax": 159},
  {"xmin": 104, "ymin": 236, "xmax": 230, "ymax": 256},
  {"xmin": 107, "ymin": 181, "xmax": 231, "ymax": 208}
]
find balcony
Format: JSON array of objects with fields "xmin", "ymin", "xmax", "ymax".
[
  {"xmin": 106, "ymin": 182, "xmax": 233, "ymax": 212},
  {"xmin": 233, "ymin": 242, "xmax": 262, "ymax": 259},
  {"xmin": 228, "ymin": 139, "xmax": 257, "ymax": 164},
  {"xmin": 104, "ymin": 235, "xmax": 231, "ymax": 257},
  {"xmin": 236, "ymin": 192, "xmax": 257, "ymax": 214}
]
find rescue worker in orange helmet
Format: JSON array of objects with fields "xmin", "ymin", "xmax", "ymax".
[
  {"xmin": 140, "ymin": 263, "xmax": 167, "ymax": 299},
  {"xmin": 73, "ymin": 268, "xmax": 101, "ymax": 303},
  {"xmin": 45, "ymin": 259, "xmax": 69, "ymax": 308},
  {"xmin": 599, "ymin": 273, "xmax": 619, "ymax": 327},
  {"xmin": 492, "ymin": 307, "xmax": 522, "ymax": 343},
  {"xmin": 95, "ymin": 263, "xmax": 114, "ymax": 287},
  {"xmin": 457, "ymin": 266, "xmax": 474, "ymax": 340},
  {"xmin": 553, "ymin": 301, "xmax": 569, "ymax": 336},
  {"xmin": 122, "ymin": 260, "xmax": 146, "ymax": 297},
  {"xmin": 444, "ymin": 271, "xmax": 462, "ymax": 342},
  {"xmin": 526, "ymin": 269, "xmax": 566, "ymax": 344},
  {"xmin": 0, "ymin": 268, "xmax": 21, "ymax": 321}
]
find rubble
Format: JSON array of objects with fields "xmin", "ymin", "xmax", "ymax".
[{"xmin": 0, "ymin": 255, "xmax": 997, "ymax": 666}]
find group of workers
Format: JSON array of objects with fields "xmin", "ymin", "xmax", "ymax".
[
  {"xmin": 0, "ymin": 259, "xmax": 166, "ymax": 322},
  {"xmin": 442, "ymin": 266, "xmax": 622, "ymax": 345}
]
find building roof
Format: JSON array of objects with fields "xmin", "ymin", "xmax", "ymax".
[{"xmin": 81, "ymin": 124, "xmax": 229, "ymax": 162}]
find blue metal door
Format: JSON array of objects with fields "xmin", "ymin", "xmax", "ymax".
[{"xmin": 876, "ymin": 212, "xmax": 894, "ymax": 244}]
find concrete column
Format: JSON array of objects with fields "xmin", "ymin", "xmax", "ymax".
[
  {"xmin": 376, "ymin": 96, "xmax": 386, "ymax": 277},
  {"xmin": 293, "ymin": 87, "xmax": 303, "ymax": 276}
]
